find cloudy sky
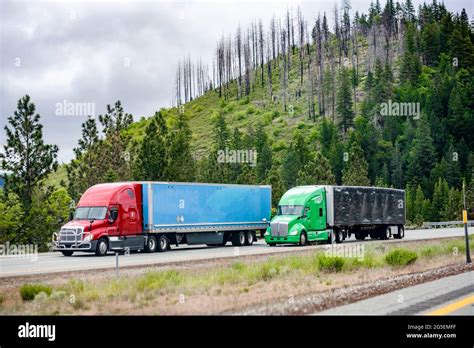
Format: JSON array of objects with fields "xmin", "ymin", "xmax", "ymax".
[{"xmin": 1, "ymin": 0, "xmax": 472, "ymax": 164}]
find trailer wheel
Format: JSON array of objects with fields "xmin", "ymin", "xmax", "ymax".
[
  {"xmin": 61, "ymin": 251, "xmax": 74, "ymax": 257},
  {"xmin": 231, "ymin": 231, "xmax": 245, "ymax": 246},
  {"xmin": 244, "ymin": 231, "xmax": 254, "ymax": 246},
  {"xmin": 95, "ymin": 238, "xmax": 108, "ymax": 256},
  {"xmin": 157, "ymin": 235, "xmax": 169, "ymax": 252},
  {"xmin": 394, "ymin": 226, "xmax": 405, "ymax": 239},
  {"xmin": 299, "ymin": 231, "xmax": 307, "ymax": 246},
  {"xmin": 355, "ymin": 232, "xmax": 366, "ymax": 241},
  {"xmin": 145, "ymin": 236, "xmax": 157, "ymax": 253},
  {"xmin": 335, "ymin": 228, "xmax": 344, "ymax": 244},
  {"xmin": 381, "ymin": 227, "xmax": 391, "ymax": 240}
]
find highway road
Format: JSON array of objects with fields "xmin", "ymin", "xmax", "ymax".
[
  {"xmin": 0, "ymin": 227, "xmax": 470, "ymax": 278},
  {"xmin": 315, "ymin": 271, "xmax": 474, "ymax": 315}
]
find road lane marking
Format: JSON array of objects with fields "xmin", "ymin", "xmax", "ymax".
[{"xmin": 426, "ymin": 294, "xmax": 474, "ymax": 315}]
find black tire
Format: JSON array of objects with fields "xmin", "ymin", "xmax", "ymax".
[
  {"xmin": 95, "ymin": 238, "xmax": 108, "ymax": 256},
  {"xmin": 335, "ymin": 228, "xmax": 344, "ymax": 244},
  {"xmin": 268, "ymin": 243, "xmax": 276, "ymax": 247},
  {"xmin": 61, "ymin": 250, "xmax": 74, "ymax": 257},
  {"xmin": 145, "ymin": 236, "xmax": 157, "ymax": 253},
  {"xmin": 244, "ymin": 231, "xmax": 254, "ymax": 246},
  {"xmin": 299, "ymin": 231, "xmax": 307, "ymax": 246},
  {"xmin": 394, "ymin": 225, "xmax": 405, "ymax": 239},
  {"xmin": 157, "ymin": 235, "xmax": 169, "ymax": 252},
  {"xmin": 380, "ymin": 227, "xmax": 391, "ymax": 240},
  {"xmin": 231, "ymin": 231, "xmax": 246, "ymax": 246},
  {"xmin": 355, "ymin": 232, "xmax": 366, "ymax": 241}
]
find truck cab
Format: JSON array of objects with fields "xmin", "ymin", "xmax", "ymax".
[
  {"xmin": 265, "ymin": 186, "xmax": 332, "ymax": 246},
  {"xmin": 53, "ymin": 183, "xmax": 143, "ymax": 256}
]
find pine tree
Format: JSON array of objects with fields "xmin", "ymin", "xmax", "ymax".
[
  {"xmin": 67, "ymin": 116, "xmax": 101, "ymax": 201},
  {"xmin": 430, "ymin": 178, "xmax": 449, "ymax": 221},
  {"xmin": 442, "ymin": 187, "xmax": 461, "ymax": 221},
  {"xmin": 336, "ymin": 67, "xmax": 354, "ymax": 133},
  {"xmin": 166, "ymin": 112, "xmax": 196, "ymax": 182},
  {"xmin": 97, "ymin": 101, "xmax": 134, "ymax": 181},
  {"xmin": 413, "ymin": 184, "xmax": 426, "ymax": 225},
  {"xmin": 0, "ymin": 95, "xmax": 58, "ymax": 208},
  {"xmin": 445, "ymin": 143, "xmax": 461, "ymax": 188},
  {"xmin": 407, "ymin": 117, "xmax": 436, "ymax": 189},
  {"xmin": 296, "ymin": 150, "xmax": 336, "ymax": 186},
  {"xmin": 133, "ymin": 112, "xmax": 168, "ymax": 181},
  {"xmin": 342, "ymin": 141, "xmax": 370, "ymax": 186},
  {"xmin": 400, "ymin": 22, "xmax": 421, "ymax": 85},
  {"xmin": 254, "ymin": 123, "xmax": 272, "ymax": 182},
  {"xmin": 265, "ymin": 166, "xmax": 285, "ymax": 209}
]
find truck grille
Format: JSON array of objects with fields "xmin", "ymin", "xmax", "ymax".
[
  {"xmin": 59, "ymin": 227, "xmax": 84, "ymax": 243},
  {"xmin": 271, "ymin": 222, "xmax": 288, "ymax": 237}
]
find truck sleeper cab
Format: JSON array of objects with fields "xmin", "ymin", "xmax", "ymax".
[
  {"xmin": 53, "ymin": 182, "xmax": 271, "ymax": 256},
  {"xmin": 265, "ymin": 185, "xmax": 405, "ymax": 246}
]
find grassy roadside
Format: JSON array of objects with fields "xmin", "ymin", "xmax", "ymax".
[{"xmin": 1, "ymin": 236, "xmax": 472, "ymax": 315}]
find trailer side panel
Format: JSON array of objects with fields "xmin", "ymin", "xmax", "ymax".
[{"xmin": 332, "ymin": 186, "xmax": 405, "ymax": 226}]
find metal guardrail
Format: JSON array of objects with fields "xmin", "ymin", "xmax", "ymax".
[{"xmin": 422, "ymin": 221, "xmax": 474, "ymax": 228}]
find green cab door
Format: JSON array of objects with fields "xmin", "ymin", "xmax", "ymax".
[{"xmin": 307, "ymin": 189, "xmax": 326, "ymax": 231}]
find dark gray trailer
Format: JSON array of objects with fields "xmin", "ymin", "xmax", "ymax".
[{"xmin": 326, "ymin": 185, "xmax": 406, "ymax": 242}]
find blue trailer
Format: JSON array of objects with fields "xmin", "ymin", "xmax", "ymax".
[{"xmin": 142, "ymin": 182, "xmax": 272, "ymax": 247}]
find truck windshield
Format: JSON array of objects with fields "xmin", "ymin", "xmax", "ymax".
[
  {"xmin": 74, "ymin": 207, "xmax": 108, "ymax": 220},
  {"xmin": 278, "ymin": 205, "xmax": 304, "ymax": 215}
]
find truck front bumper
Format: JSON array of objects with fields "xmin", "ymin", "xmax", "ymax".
[
  {"xmin": 265, "ymin": 235, "xmax": 300, "ymax": 244},
  {"xmin": 53, "ymin": 240, "xmax": 97, "ymax": 252}
]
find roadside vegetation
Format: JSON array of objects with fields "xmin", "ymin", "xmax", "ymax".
[{"xmin": 0, "ymin": 236, "xmax": 471, "ymax": 315}]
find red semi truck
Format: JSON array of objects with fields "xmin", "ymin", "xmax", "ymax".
[{"xmin": 53, "ymin": 182, "xmax": 271, "ymax": 256}]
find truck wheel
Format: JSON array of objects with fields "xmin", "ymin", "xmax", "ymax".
[
  {"xmin": 145, "ymin": 236, "xmax": 157, "ymax": 253},
  {"xmin": 335, "ymin": 229, "xmax": 344, "ymax": 244},
  {"xmin": 95, "ymin": 238, "xmax": 108, "ymax": 256},
  {"xmin": 231, "ymin": 231, "xmax": 245, "ymax": 246},
  {"xmin": 157, "ymin": 235, "xmax": 169, "ymax": 252},
  {"xmin": 268, "ymin": 243, "xmax": 276, "ymax": 247},
  {"xmin": 394, "ymin": 226, "xmax": 405, "ymax": 239},
  {"xmin": 299, "ymin": 232, "xmax": 307, "ymax": 246},
  {"xmin": 355, "ymin": 232, "xmax": 366, "ymax": 241},
  {"xmin": 61, "ymin": 251, "xmax": 74, "ymax": 257},
  {"xmin": 381, "ymin": 227, "xmax": 391, "ymax": 240},
  {"xmin": 244, "ymin": 231, "xmax": 254, "ymax": 246}
]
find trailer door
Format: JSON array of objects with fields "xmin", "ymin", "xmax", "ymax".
[{"xmin": 308, "ymin": 190, "xmax": 326, "ymax": 231}]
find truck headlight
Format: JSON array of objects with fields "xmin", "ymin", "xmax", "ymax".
[
  {"xmin": 289, "ymin": 229, "xmax": 299, "ymax": 236},
  {"xmin": 83, "ymin": 234, "xmax": 93, "ymax": 242}
]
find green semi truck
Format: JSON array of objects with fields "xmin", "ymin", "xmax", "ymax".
[{"xmin": 264, "ymin": 185, "xmax": 406, "ymax": 246}]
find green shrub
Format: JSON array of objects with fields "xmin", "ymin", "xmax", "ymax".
[
  {"xmin": 317, "ymin": 255, "xmax": 346, "ymax": 272},
  {"xmin": 239, "ymin": 98, "xmax": 250, "ymax": 105},
  {"xmin": 246, "ymin": 106, "xmax": 256, "ymax": 115},
  {"xmin": 385, "ymin": 249, "xmax": 418, "ymax": 266},
  {"xmin": 20, "ymin": 284, "xmax": 52, "ymax": 301},
  {"xmin": 236, "ymin": 111, "xmax": 246, "ymax": 120}
]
